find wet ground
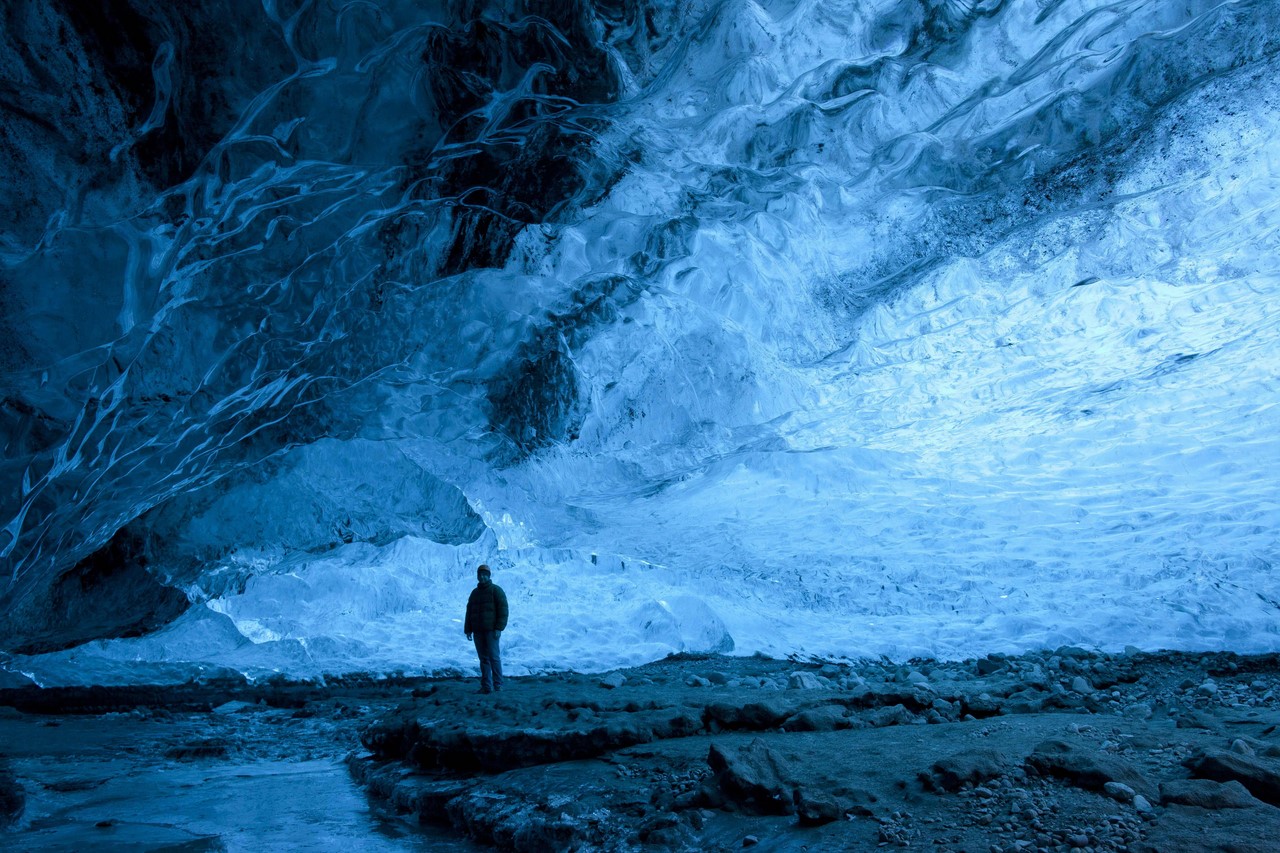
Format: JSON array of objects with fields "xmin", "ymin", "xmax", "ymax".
[
  {"xmin": 3, "ymin": 649, "xmax": 1280, "ymax": 851},
  {"xmin": 0, "ymin": 678, "xmax": 479, "ymax": 852}
]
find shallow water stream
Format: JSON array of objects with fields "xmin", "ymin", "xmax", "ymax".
[{"xmin": 0, "ymin": 711, "xmax": 479, "ymax": 852}]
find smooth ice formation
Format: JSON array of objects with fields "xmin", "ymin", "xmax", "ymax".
[{"xmin": 2, "ymin": 1, "xmax": 1279, "ymax": 685}]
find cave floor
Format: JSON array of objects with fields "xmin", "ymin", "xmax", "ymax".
[
  {"xmin": 3, "ymin": 649, "xmax": 1280, "ymax": 851},
  {"xmin": 0, "ymin": 679, "xmax": 478, "ymax": 852}
]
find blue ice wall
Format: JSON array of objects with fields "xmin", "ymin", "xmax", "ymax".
[{"xmin": 2, "ymin": 0, "xmax": 1279, "ymax": 684}]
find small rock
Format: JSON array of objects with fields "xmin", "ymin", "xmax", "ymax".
[
  {"xmin": 1133, "ymin": 794, "xmax": 1154, "ymax": 813},
  {"xmin": 600, "ymin": 672, "xmax": 627, "ymax": 689},
  {"xmin": 1230, "ymin": 739, "xmax": 1255, "ymax": 756},
  {"xmin": 212, "ymin": 700, "xmax": 255, "ymax": 715},
  {"xmin": 1197, "ymin": 680, "xmax": 1219, "ymax": 696},
  {"xmin": 742, "ymin": 836, "xmax": 759, "ymax": 848},
  {"xmin": 686, "ymin": 675, "xmax": 711, "ymax": 688},
  {"xmin": 1103, "ymin": 781, "xmax": 1136, "ymax": 803},
  {"xmin": 976, "ymin": 656, "xmax": 1005, "ymax": 676},
  {"xmin": 1070, "ymin": 676, "xmax": 1095, "ymax": 695},
  {"xmin": 1122, "ymin": 702, "xmax": 1153, "ymax": 720},
  {"xmin": 787, "ymin": 671, "xmax": 823, "ymax": 690},
  {"xmin": 906, "ymin": 671, "xmax": 930, "ymax": 685},
  {"xmin": 705, "ymin": 671, "xmax": 730, "ymax": 685}
]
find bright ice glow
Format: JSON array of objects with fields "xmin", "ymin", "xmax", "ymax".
[{"xmin": 3, "ymin": 1, "xmax": 1280, "ymax": 685}]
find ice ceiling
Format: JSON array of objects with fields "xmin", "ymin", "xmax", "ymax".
[{"xmin": 2, "ymin": 0, "xmax": 1279, "ymax": 686}]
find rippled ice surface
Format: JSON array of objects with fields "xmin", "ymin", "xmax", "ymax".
[{"xmin": 4, "ymin": 1, "xmax": 1280, "ymax": 684}]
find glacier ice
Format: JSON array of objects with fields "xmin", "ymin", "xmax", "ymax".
[{"xmin": 3, "ymin": 0, "xmax": 1280, "ymax": 685}]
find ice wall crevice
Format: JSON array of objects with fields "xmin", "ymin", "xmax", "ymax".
[{"xmin": 4, "ymin": 0, "xmax": 1280, "ymax": 683}]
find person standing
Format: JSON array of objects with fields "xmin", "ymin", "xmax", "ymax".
[{"xmin": 464, "ymin": 564, "xmax": 508, "ymax": 693}]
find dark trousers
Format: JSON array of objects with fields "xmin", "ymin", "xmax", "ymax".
[{"xmin": 473, "ymin": 630, "xmax": 503, "ymax": 691}]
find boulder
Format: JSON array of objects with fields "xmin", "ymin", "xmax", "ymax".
[
  {"xmin": 1185, "ymin": 749, "xmax": 1280, "ymax": 807},
  {"xmin": 794, "ymin": 788, "xmax": 844, "ymax": 825},
  {"xmin": 1026, "ymin": 740, "xmax": 1151, "ymax": 796},
  {"xmin": 599, "ymin": 672, "xmax": 627, "ymax": 689},
  {"xmin": 704, "ymin": 700, "xmax": 792, "ymax": 731},
  {"xmin": 1160, "ymin": 778, "xmax": 1260, "ymax": 809},
  {"xmin": 788, "ymin": 672, "xmax": 823, "ymax": 690},
  {"xmin": 782, "ymin": 705, "xmax": 851, "ymax": 732},
  {"xmin": 707, "ymin": 739, "xmax": 795, "ymax": 815},
  {"xmin": 976, "ymin": 656, "xmax": 1006, "ymax": 676},
  {"xmin": 923, "ymin": 748, "xmax": 1017, "ymax": 792},
  {"xmin": 871, "ymin": 704, "xmax": 916, "ymax": 727}
]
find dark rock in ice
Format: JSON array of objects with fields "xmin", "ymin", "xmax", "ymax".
[{"xmin": 1159, "ymin": 778, "xmax": 1262, "ymax": 809}]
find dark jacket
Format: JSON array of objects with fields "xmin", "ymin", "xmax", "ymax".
[{"xmin": 465, "ymin": 581, "xmax": 508, "ymax": 633}]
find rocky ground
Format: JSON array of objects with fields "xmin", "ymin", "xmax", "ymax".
[
  {"xmin": 353, "ymin": 649, "xmax": 1280, "ymax": 852},
  {"xmin": 2, "ymin": 649, "xmax": 1280, "ymax": 851}
]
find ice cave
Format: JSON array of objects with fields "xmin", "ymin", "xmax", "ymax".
[{"xmin": 3, "ymin": 1, "xmax": 1280, "ymax": 849}]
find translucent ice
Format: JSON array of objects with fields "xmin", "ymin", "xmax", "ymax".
[{"xmin": 4, "ymin": 1, "xmax": 1280, "ymax": 683}]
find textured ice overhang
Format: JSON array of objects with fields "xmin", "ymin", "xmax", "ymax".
[{"xmin": 2, "ymin": 0, "xmax": 1279, "ymax": 684}]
